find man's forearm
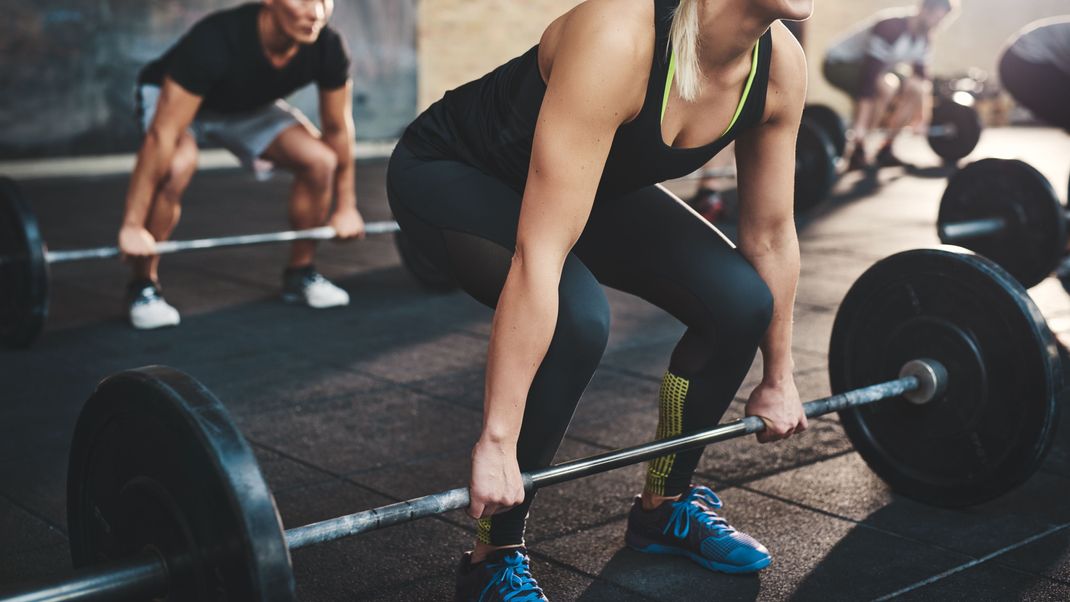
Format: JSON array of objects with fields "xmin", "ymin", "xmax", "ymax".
[
  {"xmin": 323, "ymin": 129, "xmax": 356, "ymax": 209},
  {"xmin": 123, "ymin": 132, "xmax": 178, "ymax": 227}
]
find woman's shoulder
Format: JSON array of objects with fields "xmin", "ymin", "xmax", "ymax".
[
  {"xmin": 768, "ymin": 22, "xmax": 808, "ymax": 94},
  {"xmin": 539, "ymin": 0, "xmax": 656, "ymax": 76},
  {"xmin": 761, "ymin": 22, "xmax": 808, "ymax": 124}
]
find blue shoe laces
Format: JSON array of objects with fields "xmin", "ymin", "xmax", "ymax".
[
  {"xmin": 478, "ymin": 551, "xmax": 545, "ymax": 602},
  {"xmin": 663, "ymin": 487, "xmax": 736, "ymax": 540}
]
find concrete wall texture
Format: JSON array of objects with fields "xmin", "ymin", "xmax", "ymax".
[
  {"xmin": 416, "ymin": 0, "xmax": 1069, "ymax": 116},
  {"xmin": 0, "ymin": 0, "xmax": 416, "ymax": 159}
]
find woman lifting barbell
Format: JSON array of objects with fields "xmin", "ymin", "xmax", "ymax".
[{"xmin": 387, "ymin": 0, "xmax": 811, "ymax": 599}]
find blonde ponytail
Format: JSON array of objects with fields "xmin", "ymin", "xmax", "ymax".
[{"xmin": 669, "ymin": 0, "xmax": 702, "ymax": 102}]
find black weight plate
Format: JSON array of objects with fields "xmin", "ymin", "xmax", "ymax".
[
  {"xmin": 829, "ymin": 248, "xmax": 1059, "ymax": 507},
  {"xmin": 938, "ymin": 159, "xmax": 1065, "ymax": 288},
  {"xmin": 803, "ymin": 104, "xmax": 847, "ymax": 159},
  {"xmin": 794, "ymin": 120, "xmax": 838, "ymax": 213},
  {"xmin": 67, "ymin": 366, "xmax": 296, "ymax": 601},
  {"xmin": 928, "ymin": 101, "xmax": 982, "ymax": 162},
  {"xmin": 395, "ymin": 228, "xmax": 458, "ymax": 292},
  {"xmin": 0, "ymin": 177, "xmax": 48, "ymax": 348}
]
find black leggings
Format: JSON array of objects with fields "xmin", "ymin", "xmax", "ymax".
[
  {"xmin": 387, "ymin": 142, "xmax": 773, "ymax": 546},
  {"xmin": 999, "ymin": 51, "xmax": 1070, "ymax": 133}
]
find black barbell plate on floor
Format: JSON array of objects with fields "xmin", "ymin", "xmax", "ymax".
[
  {"xmin": 67, "ymin": 366, "xmax": 296, "ymax": 602},
  {"xmin": 803, "ymin": 104, "xmax": 847, "ymax": 159},
  {"xmin": 395, "ymin": 228, "xmax": 458, "ymax": 292},
  {"xmin": 927, "ymin": 101, "xmax": 982, "ymax": 162},
  {"xmin": 937, "ymin": 159, "xmax": 1066, "ymax": 288},
  {"xmin": 829, "ymin": 247, "xmax": 1060, "ymax": 507},
  {"xmin": 0, "ymin": 177, "xmax": 49, "ymax": 349},
  {"xmin": 794, "ymin": 119, "xmax": 839, "ymax": 213}
]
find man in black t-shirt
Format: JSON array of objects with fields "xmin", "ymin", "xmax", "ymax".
[{"xmin": 119, "ymin": 0, "xmax": 365, "ymax": 330}]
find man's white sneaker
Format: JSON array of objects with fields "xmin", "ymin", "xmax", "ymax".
[
  {"xmin": 127, "ymin": 280, "xmax": 181, "ymax": 330},
  {"xmin": 281, "ymin": 266, "xmax": 350, "ymax": 309}
]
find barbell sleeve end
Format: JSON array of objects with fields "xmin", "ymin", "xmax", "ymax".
[{"xmin": 938, "ymin": 217, "xmax": 1008, "ymax": 244}]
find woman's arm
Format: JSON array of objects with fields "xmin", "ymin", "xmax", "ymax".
[
  {"xmin": 468, "ymin": 1, "xmax": 649, "ymax": 519},
  {"xmin": 734, "ymin": 23, "xmax": 807, "ymax": 443}
]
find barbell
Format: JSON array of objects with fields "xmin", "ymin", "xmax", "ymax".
[
  {"xmin": 0, "ymin": 246, "xmax": 1060, "ymax": 602},
  {"xmin": 0, "ymin": 177, "xmax": 454, "ymax": 349},
  {"xmin": 936, "ymin": 158, "xmax": 1069, "ymax": 288},
  {"xmin": 804, "ymin": 99, "xmax": 983, "ymax": 164}
]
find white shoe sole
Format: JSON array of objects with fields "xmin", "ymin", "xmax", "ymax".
[
  {"xmin": 130, "ymin": 314, "xmax": 181, "ymax": 330},
  {"xmin": 281, "ymin": 293, "xmax": 350, "ymax": 309}
]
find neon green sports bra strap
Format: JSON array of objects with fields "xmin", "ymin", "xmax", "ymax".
[
  {"xmin": 660, "ymin": 50, "xmax": 678, "ymax": 124},
  {"xmin": 723, "ymin": 38, "xmax": 762, "ymax": 135},
  {"xmin": 660, "ymin": 38, "xmax": 762, "ymax": 134}
]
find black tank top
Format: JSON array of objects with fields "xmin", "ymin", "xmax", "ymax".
[{"xmin": 401, "ymin": 0, "xmax": 773, "ymax": 200}]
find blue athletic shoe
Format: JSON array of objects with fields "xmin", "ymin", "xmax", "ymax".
[
  {"xmin": 455, "ymin": 547, "xmax": 548, "ymax": 602},
  {"xmin": 625, "ymin": 485, "xmax": 771, "ymax": 574}
]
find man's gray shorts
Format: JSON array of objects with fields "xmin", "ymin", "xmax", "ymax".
[{"xmin": 136, "ymin": 84, "xmax": 310, "ymax": 175}]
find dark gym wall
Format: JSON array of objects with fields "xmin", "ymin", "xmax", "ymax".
[{"xmin": 0, "ymin": 0, "xmax": 418, "ymax": 160}]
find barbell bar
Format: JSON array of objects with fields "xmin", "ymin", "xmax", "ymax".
[
  {"xmin": 0, "ymin": 359, "xmax": 944, "ymax": 602},
  {"xmin": 41, "ymin": 223, "xmax": 400, "ymax": 265},
  {"xmin": 0, "ymin": 177, "xmax": 452, "ymax": 348},
  {"xmin": 804, "ymin": 100, "xmax": 983, "ymax": 163},
  {"xmin": 0, "ymin": 246, "xmax": 1060, "ymax": 602},
  {"xmin": 936, "ymin": 158, "xmax": 1069, "ymax": 288}
]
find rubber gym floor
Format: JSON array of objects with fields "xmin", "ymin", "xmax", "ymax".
[{"xmin": 2, "ymin": 128, "xmax": 1069, "ymax": 601}]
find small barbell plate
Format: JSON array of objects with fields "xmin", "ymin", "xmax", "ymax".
[
  {"xmin": 794, "ymin": 119, "xmax": 838, "ymax": 213},
  {"xmin": 829, "ymin": 247, "xmax": 1059, "ymax": 507},
  {"xmin": 927, "ymin": 101, "xmax": 982, "ymax": 162},
  {"xmin": 67, "ymin": 366, "xmax": 296, "ymax": 601},
  {"xmin": 803, "ymin": 104, "xmax": 847, "ymax": 159},
  {"xmin": 395, "ymin": 228, "xmax": 458, "ymax": 292},
  {"xmin": 0, "ymin": 177, "xmax": 49, "ymax": 349},
  {"xmin": 938, "ymin": 159, "xmax": 1066, "ymax": 288}
]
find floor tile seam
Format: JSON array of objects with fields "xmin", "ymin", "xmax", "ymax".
[
  {"xmin": 986, "ymin": 558, "xmax": 1070, "ymax": 588},
  {"xmin": 337, "ymin": 447, "xmax": 473, "ymax": 480},
  {"xmin": 870, "ymin": 522, "xmax": 1070, "ymax": 601},
  {"xmin": 287, "ymin": 358, "xmax": 489, "ymax": 418},
  {"xmin": 735, "ymin": 481, "xmax": 1068, "ymax": 571},
  {"xmin": 0, "ymin": 489, "xmax": 68, "ymax": 538},
  {"xmin": 524, "ymin": 548, "xmax": 663, "ymax": 601},
  {"xmin": 346, "ymin": 538, "xmax": 662, "ymax": 602},
  {"xmin": 249, "ymin": 438, "xmax": 482, "ymax": 541},
  {"xmin": 248, "ymin": 438, "xmax": 474, "ymax": 487},
  {"xmin": 230, "ymin": 382, "xmax": 407, "ymax": 415},
  {"xmin": 691, "ymin": 448, "xmax": 855, "ymax": 487}
]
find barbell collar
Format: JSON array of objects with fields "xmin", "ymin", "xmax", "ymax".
[
  {"xmin": 938, "ymin": 217, "xmax": 1008, "ymax": 243},
  {"xmin": 44, "ymin": 221, "xmax": 401, "ymax": 264},
  {"xmin": 0, "ymin": 553, "xmax": 168, "ymax": 602},
  {"xmin": 928, "ymin": 123, "xmax": 958, "ymax": 139},
  {"xmin": 899, "ymin": 358, "xmax": 948, "ymax": 405}
]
